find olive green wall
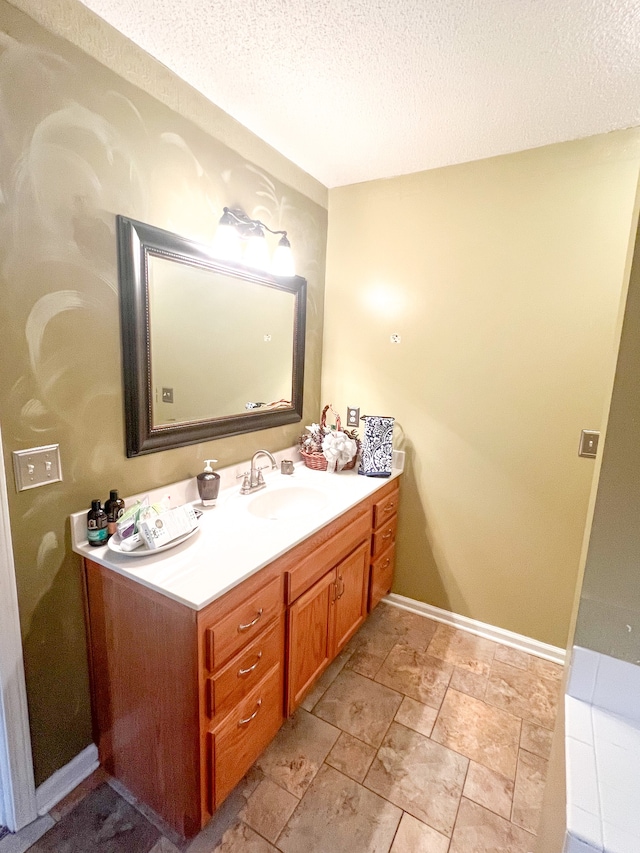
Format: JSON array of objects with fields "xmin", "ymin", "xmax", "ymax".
[
  {"xmin": 323, "ymin": 130, "xmax": 640, "ymax": 649},
  {"xmin": 574, "ymin": 198, "xmax": 640, "ymax": 662},
  {"xmin": 0, "ymin": 1, "xmax": 327, "ymax": 785}
]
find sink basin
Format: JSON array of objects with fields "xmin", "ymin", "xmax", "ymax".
[{"xmin": 247, "ymin": 486, "xmax": 329, "ymax": 521}]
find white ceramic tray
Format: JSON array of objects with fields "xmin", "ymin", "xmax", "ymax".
[{"xmin": 107, "ymin": 527, "xmax": 199, "ymax": 557}]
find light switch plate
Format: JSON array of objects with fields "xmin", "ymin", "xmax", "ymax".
[
  {"xmin": 579, "ymin": 430, "xmax": 600, "ymax": 459},
  {"xmin": 13, "ymin": 444, "xmax": 62, "ymax": 491}
]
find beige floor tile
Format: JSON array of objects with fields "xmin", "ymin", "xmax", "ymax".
[
  {"xmin": 350, "ymin": 604, "xmax": 438, "ymax": 656},
  {"xmin": 520, "ymin": 720, "xmax": 554, "ymax": 760},
  {"xmin": 240, "ymin": 778, "xmax": 298, "ymax": 844},
  {"xmin": 325, "ymin": 731, "xmax": 377, "ymax": 783},
  {"xmin": 346, "ymin": 618, "xmax": 404, "ymax": 660},
  {"xmin": 186, "ymin": 785, "xmax": 251, "ymax": 853},
  {"xmin": 345, "ymin": 647, "xmax": 386, "ymax": 678},
  {"xmin": 394, "ymin": 696, "xmax": 438, "ymax": 738},
  {"xmin": 462, "ymin": 760, "xmax": 514, "ymax": 819},
  {"xmin": 237, "ymin": 765, "xmax": 265, "ymax": 800},
  {"xmin": 448, "ymin": 798, "xmax": 535, "ymax": 853},
  {"xmin": 427, "ymin": 624, "xmax": 497, "ymax": 676},
  {"xmin": 364, "ymin": 721, "xmax": 468, "ymax": 836},
  {"xmin": 299, "ymin": 647, "xmax": 352, "ymax": 711},
  {"xmin": 255, "ymin": 708, "xmax": 340, "ymax": 797},
  {"xmin": 493, "ymin": 645, "xmax": 531, "ymax": 671},
  {"xmin": 213, "ymin": 821, "xmax": 278, "ymax": 852},
  {"xmin": 277, "ymin": 764, "xmax": 401, "ymax": 853},
  {"xmin": 431, "ymin": 688, "xmax": 521, "ymax": 779},
  {"xmin": 149, "ymin": 839, "xmax": 182, "ymax": 853},
  {"xmin": 530, "ymin": 656, "xmax": 563, "ymax": 681},
  {"xmin": 390, "ymin": 812, "xmax": 449, "ymax": 853},
  {"xmin": 511, "ymin": 749, "xmax": 548, "ymax": 834},
  {"xmin": 485, "ymin": 660, "xmax": 560, "ymax": 730},
  {"xmin": 449, "ymin": 665, "xmax": 488, "ymax": 701},
  {"xmin": 375, "ymin": 645, "xmax": 453, "ymax": 710},
  {"xmin": 313, "ymin": 668, "xmax": 403, "ymax": 748}
]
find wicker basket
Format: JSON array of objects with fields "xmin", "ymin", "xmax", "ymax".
[{"xmin": 299, "ymin": 405, "xmax": 359, "ymax": 471}]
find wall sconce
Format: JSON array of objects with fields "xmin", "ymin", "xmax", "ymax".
[{"xmin": 213, "ymin": 207, "xmax": 295, "ymax": 277}]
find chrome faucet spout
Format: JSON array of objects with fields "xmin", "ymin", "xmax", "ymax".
[{"xmin": 240, "ymin": 450, "xmax": 278, "ymax": 494}]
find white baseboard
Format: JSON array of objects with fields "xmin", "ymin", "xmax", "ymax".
[
  {"xmin": 35, "ymin": 744, "xmax": 98, "ymax": 816},
  {"xmin": 384, "ymin": 593, "xmax": 566, "ymax": 665}
]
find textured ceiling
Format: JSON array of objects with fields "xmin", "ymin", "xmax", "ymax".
[{"xmin": 78, "ymin": 0, "xmax": 640, "ymax": 188}]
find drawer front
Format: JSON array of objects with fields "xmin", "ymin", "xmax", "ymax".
[
  {"xmin": 371, "ymin": 517, "xmax": 397, "ymax": 559},
  {"xmin": 206, "ymin": 616, "xmax": 284, "ymax": 720},
  {"xmin": 205, "ymin": 576, "xmax": 282, "ymax": 671},
  {"xmin": 369, "ymin": 545, "xmax": 396, "ymax": 611},
  {"xmin": 209, "ymin": 664, "xmax": 283, "ymax": 809},
  {"xmin": 287, "ymin": 509, "xmax": 370, "ymax": 604},
  {"xmin": 373, "ymin": 486, "xmax": 399, "ymax": 530}
]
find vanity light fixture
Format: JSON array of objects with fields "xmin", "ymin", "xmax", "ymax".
[{"xmin": 213, "ymin": 207, "xmax": 296, "ymax": 277}]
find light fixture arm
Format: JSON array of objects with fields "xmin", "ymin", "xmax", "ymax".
[{"xmin": 222, "ymin": 207, "xmax": 288, "ymax": 241}]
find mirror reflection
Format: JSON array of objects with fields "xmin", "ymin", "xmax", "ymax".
[{"xmin": 148, "ymin": 256, "xmax": 296, "ymax": 425}]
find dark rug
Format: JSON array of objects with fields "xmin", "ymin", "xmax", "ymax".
[{"xmin": 27, "ymin": 783, "xmax": 160, "ymax": 853}]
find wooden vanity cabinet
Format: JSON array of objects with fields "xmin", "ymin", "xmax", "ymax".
[
  {"xmin": 84, "ymin": 557, "xmax": 284, "ymax": 838},
  {"xmin": 369, "ymin": 479, "xmax": 399, "ymax": 611},
  {"xmin": 82, "ymin": 474, "xmax": 400, "ymax": 838}
]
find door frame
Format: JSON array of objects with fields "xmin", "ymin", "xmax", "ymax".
[{"xmin": 0, "ymin": 424, "xmax": 37, "ymax": 831}]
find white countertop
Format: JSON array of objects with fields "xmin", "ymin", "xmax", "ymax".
[{"xmin": 71, "ymin": 454, "xmax": 402, "ymax": 611}]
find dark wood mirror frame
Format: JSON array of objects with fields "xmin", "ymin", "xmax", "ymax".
[{"xmin": 116, "ymin": 215, "xmax": 306, "ymax": 457}]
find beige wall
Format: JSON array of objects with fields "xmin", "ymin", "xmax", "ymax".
[
  {"xmin": 0, "ymin": 1, "xmax": 327, "ymax": 784},
  {"xmin": 324, "ymin": 130, "xmax": 640, "ymax": 648}
]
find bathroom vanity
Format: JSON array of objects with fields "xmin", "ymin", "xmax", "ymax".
[{"xmin": 72, "ymin": 460, "xmax": 401, "ymax": 837}]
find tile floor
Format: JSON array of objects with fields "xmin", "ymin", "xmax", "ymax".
[{"xmin": 3, "ymin": 603, "xmax": 563, "ymax": 853}]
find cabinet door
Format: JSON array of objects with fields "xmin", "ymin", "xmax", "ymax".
[
  {"xmin": 287, "ymin": 568, "xmax": 336, "ymax": 714},
  {"xmin": 334, "ymin": 542, "xmax": 369, "ymax": 653},
  {"xmin": 369, "ymin": 545, "xmax": 395, "ymax": 612}
]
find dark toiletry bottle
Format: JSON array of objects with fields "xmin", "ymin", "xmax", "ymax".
[
  {"xmin": 104, "ymin": 489, "xmax": 125, "ymax": 537},
  {"xmin": 87, "ymin": 500, "xmax": 108, "ymax": 547},
  {"xmin": 197, "ymin": 459, "xmax": 220, "ymax": 507}
]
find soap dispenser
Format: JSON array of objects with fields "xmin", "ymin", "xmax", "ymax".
[{"xmin": 197, "ymin": 459, "xmax": 220, "ymax": 507}]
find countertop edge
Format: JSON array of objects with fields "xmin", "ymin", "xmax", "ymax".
[{"xmin": 71, "ymin": 460, "xmax": 402, "ymax": 611}]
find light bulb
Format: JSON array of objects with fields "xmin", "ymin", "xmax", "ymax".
[
  {"xmin": 244, "ymin": 227, "xmax": 270, "ymax": 271},
  {"xmin": 272, "ymin": 235, "xmax": 295, "ymax": 277},
  {"xmin": 212, "ymin": 212, "xmax": 241, "ymax": 264}
]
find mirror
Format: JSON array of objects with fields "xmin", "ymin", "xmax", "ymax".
[{"xmin": 116, "ymin": 216, "xmax": 306, "ymax": 457}]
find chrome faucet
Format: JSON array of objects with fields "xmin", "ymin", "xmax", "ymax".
[{"xmin": 238, "ymin": 450, "xmax": 277, "ymax": 494}]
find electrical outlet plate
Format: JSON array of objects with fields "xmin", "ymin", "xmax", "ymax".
[
  {"xmin": 13, "ymin": 444, "xmax": 62, "ymax": 491},
  {"xmin": 346, "ymin": 406, "xmax": 360, "ymax": 427},
  {"xmin": 579, "ymin": 430, "xmax": 600, "ymax": 458}
]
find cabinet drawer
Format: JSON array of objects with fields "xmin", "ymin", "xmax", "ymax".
[
  {"xmin": 369, "ymin": 545, "xmax": 396, "ymax": 611},
  {"xmin": 205, "ymin": 576, "xmax": 282, "ymax": 671},
  {"xmin": 209, "ymin": 664, "xmax": 283, "ymax": 809},
  {"xmin": 371, "ymin": 517, "xmax": 397, "ymax": 559},
  {"xmin": 206, "ymin": 616, "xmax": 283, "ymax": 720},
  {"xmin": 373, "ymin": 486, "xmax": 399, "ymax": 529}
]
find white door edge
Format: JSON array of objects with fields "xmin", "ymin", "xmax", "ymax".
[{"xmin": 0, "ymin": 424, "xmax": 37, "ymax": 830}]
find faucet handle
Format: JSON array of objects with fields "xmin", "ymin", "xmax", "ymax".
[{"xmin": 236, "ymin": 471, "xmax": 251, "ymax": 492}]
